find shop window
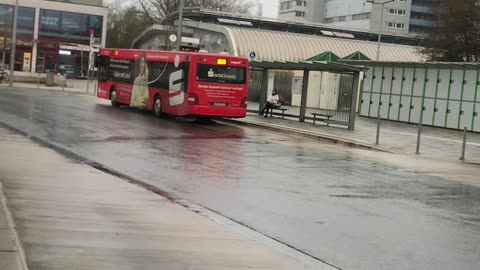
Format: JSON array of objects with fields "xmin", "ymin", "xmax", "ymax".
[
  {"xmin": 17, "ymin": 7, "xmax": 34, "ymax": 29},
  {"xmin": 62, "ymin": 12, "xmax": 82, "ymax": 33},
  {"xmin": 83, "ymin": 14, "xmax": 103, "ymax": 37},
  {"xmin": 40, "ymin": 10, "xmax": 61, "ymax": 31},
  {"xmin": 0, "ymin": 5, "xmax": 13, "ymax": 26}
]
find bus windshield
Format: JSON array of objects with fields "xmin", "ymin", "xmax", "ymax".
[{"xmin": 196, "ymin": 64, "xmax": 246, "ymax": 84}]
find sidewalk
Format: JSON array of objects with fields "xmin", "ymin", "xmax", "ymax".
[
  {"xmin": 0, "ymin": 127, "xmax": 324, "ymax": 270},
  {"xmin": 0, "ymin": 184, "xmax": 24, "ymax": 270},
  {"xmin": 227, "ymin": 114, "xmax": 480, "ymax": 164},
  {"xmin": 0, "ymin": 80, "xmax": 95, "ymax": 95}
]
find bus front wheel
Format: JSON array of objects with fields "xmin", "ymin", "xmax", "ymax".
[
  {"xmin": 153, "ymin": 96, "xmax": 162, "ymax": 117},
  {"xmin": 110, "ymin": 89, "xmax": 120, "ymax": 108}
]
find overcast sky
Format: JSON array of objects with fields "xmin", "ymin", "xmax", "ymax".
[{"xmin": 258, "ymin": 0, "xmax": 278, "ymax": 18}]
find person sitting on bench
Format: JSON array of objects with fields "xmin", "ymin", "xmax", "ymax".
[{"xmin": 261, "ymin": 89, "xmax": 280, "ymax": 118}]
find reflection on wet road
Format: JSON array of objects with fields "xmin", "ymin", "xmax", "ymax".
[{"xmin": 1, "ymin": 87, "xmax": 480, "ymax": 270}]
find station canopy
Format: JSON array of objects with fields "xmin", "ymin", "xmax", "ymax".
[
  {"xmin": 306, "ymin": 51, "xmax": 341, "ymax": 62},
  {"xmin": 342, "ymin": 51, "xmax": 371, "ymax": 61},
  {"xmin": 249, "ymin": 60, "xmax": 364, "ymax": 73}
]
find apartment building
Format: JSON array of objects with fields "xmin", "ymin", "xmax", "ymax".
[
  {"xmin": 0, "ymin": 0, "xmax": 107, "ymax": 76},
  {"xmin": 278, "ymin": 0, "xmax": 440, "ymax": 36}
]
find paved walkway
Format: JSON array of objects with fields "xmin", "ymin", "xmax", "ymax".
[
  {"xmin": 0, "ymin": 184, "xmax": 24, "ymax": 270},
  {"xmin": 233, "ymin": 114, "xmax": 480, "ymax": 164},
  {"xmin": 0, "ymin": 80, "xmax": 95, "ymax": 95},
  {"xmin": 0, "ymin": 126, "xmax": 324, "ymax": 270}
]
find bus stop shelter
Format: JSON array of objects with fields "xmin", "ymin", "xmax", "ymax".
[{"xmin": 248, "ymin": 60, "xmax": 364, "ymax": 130}]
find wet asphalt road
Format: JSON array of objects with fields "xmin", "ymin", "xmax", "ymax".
[{"xmin": 1, "ymin": 87, "xmax": 480, "ymax": 270}]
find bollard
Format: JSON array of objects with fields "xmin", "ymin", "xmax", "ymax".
[
  {"xmin": 62, "ymin": 75, "xmax": 65, "ymax": 91},
  {"xmin": 460, "ymin": 127, "xmax": 468, "ymax": 161},
  {"xmin": 375, "ymin": 113, "xmax": 381, "ymax": 145},
  {"xmin": 416, "ymin": 122, "xmax": 422, "ymax": 154},
  {"xmin": 37, "ymin": 72, "xmax": 40, "ymax": 89},
  {"xmin": 86, "ymin": 79, "xmax": 90, "ymax": 94}
]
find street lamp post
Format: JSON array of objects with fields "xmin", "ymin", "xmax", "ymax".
[
  {"xmin": 176, "ymin": 0, "xmax": 185, "ymax": 51},
  {"xmin": 367, "ymin": 0, "xmax": 394, "ymax": 61},
  {"xmin": 9, "ymin": 0, "xmax": 19, "ymax": 86},
  {"xmin": 367, "ymin": 0, "xmax": 394, "ymax": 145}
]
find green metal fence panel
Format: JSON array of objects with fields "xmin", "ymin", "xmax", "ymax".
[
  {"xmin": 360, "ymin": 68, "xmax": 374, "ymax": 116},
  {"xmin": 457, "ymin": 69, "xmax": 468, "ymax": 129},
  {"xmin": 367, "ymin": 67, "xmax": 376, "ymax": 117},
  {"xmin": 463, "ymin": 70, "xmax": 477, "ymax": 101},
  {"xmin": 444, "ymin": 69, "xmax": 454, "ymax": 128},
  {"xmin": 380, "ymin": 67, "xmax": 392, "ymax": 119},
  {"xmin": 450, "ymin": 69, "xmax": 465, "ymax": 101},
  {"xmin": 380, "ymin": 67, "xmax": 392, "ymax": 118},
  {"xmin": 472, "ymin": 70, "xmax": 480, "ymax": 131},
  {"xmin": 460, "ymin": 101, "xmax": 475, "ymax": 130},
  {"xmin": 372, "ymin": 67, "xmax": 384, "ymax": 117},
  {"xmin": 413, "ymin": 68, "xmax": 426, "ymax": 97},
  {"xmin": 432, "ymin": 69, "xmax": 441, "ymax": 126},
  {"xmin": 423, "ymin": 98, "xmax": 436, "ymax": 126},
  {"xmin": 408, "ymin": 68, "xmax": 418, "ymax": 122},
  {"xmin": 419, "ymin": 68, "xmax": 429, "ymax": 125},
  {"xmin": 370, "ymin": 92, "xmax": 380, "ymax": 118},
  {"xmin": 474, "ymin": 103, "xmax": 480, "ymax": 132},
  {"xmin": 394, "ymin": 67, "xmax": 406, "ymax": 121},
  {"xmin": 425, "ymin": 69, "xmax": 439, "ymax": 98}
]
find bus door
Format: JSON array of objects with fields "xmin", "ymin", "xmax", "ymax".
[
  {"xmin": 96, "ymin": 56, "xmax": 110, "ymax": 99},
  {"xmin": 147, "ymin": 58, "xmax": 190, "ymax": 116}
]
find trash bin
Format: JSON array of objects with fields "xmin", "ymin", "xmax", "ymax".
[{"xmin": 46, "ymin": 70, "xmax": 54, "ymax": 86}]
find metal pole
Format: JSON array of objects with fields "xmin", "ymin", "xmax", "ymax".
[
  {"xmin": 460, "ymin": 127, "xmax": 467, "ymax": 161},
  {"xmin": 376, "ymin": 113, "xmax": 381, "ymax": 145},
  {"xmin": 176, "ymin": 0, "xmax": 185, "ymax": 51},
  {"xmin": 80, "ymin": 51, "xmax": 84, "ymax": 77},
  {"xmin": 376, "ymin": 3, "xmax": 385, "ymax": 61},
  {"xmin": 416, "ymin": 122, "xmax": 422, "ymax": 154},
  {"xmin": 9, "ymin": 0, "xmax": 19, "ymax": 86}
]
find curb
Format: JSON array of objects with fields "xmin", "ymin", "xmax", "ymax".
[
  {"xmin": 0, "ymin": 183, "xmax": 29, "ymax": 270},
  {"xmin": 220, "ymin": 118, "xmax": 394, "ymax": 153},
  {"xmin": 0, "ymin": 84, "xmax": 93, "ymax": 95}
]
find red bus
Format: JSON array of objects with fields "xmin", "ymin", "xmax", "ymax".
[{"xmin": 96, "ymin": 49, "xmax": 249, "ymax": 118}]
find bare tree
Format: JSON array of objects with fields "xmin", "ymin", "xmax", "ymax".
[
  {"xmin": 138, "ymin": 0, "xmax": 253, "ymax": 24},
  {"xmin": 107, "ymin": 3, "xmax": 152, "ymax": 48},
  {"xmin": 420, "ymin": 0, "xmax": 480, "ymax": 62}
]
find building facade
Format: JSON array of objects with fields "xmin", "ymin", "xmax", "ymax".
[
  {"xmin": 0, "ymin": 0, "xmax": 107, "ymax": 77},
  {"xmin": 278, "ymin": 0, "xmax": 440, "ymax": 37},
  {"xmin": 278, "ymin": 0, "xmax": 326, "ymax": 23}
]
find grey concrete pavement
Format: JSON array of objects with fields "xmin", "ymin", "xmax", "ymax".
[
  {"xmin": 0, "ymin": 79, "xmax": 95, "ymax": 95},
  {"xmin": 0, "ymin": 127, "xmax": 320, "ymax": 270},
  {"xmin": 0, "ymin": 184, "xmax": 24, "ymax": 270},
  {"xmin": 232, "ymin": 114, "xmax": 480, "ymax": 163},
  {"xmin": 1, "ymin": 86, "xmax": 480, "ymax": 270}
]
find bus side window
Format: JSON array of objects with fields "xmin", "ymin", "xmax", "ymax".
[
  {"xmin": 98, "ymin": 56, "xmax": 109, "ymax": 82},
  {"xmin": 147, "ymin": 61, "xmax": 188, "ymax": 92}
]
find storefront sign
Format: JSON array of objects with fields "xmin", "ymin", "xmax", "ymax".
[
  {"xmin": 59, "ymin": 44, "xmax": 97, "ymax": 52},
  {"xmin": 23, "ymin": 52, "xmax": 31, "ymax": 72},
  {"xmin": 59, "ymin": 50, "xmax": 71, "ymax": 56},
  {"xmin": 41, "ymin": 16, "xmax": 59, "ymax": 27}
]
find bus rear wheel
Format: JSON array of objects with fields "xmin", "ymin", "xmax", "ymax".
[
  {"xmin": 110, "ymin": 89, "xmax": 120, "ymax": 107},
  {"xmin": 153, "ymin": 96, "xmax": 162, "ymax": 117}
]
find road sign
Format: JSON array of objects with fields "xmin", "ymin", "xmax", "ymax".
[{"xmin": 249, "ymin": 51, "xmax": 257, "ymax": 59}]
